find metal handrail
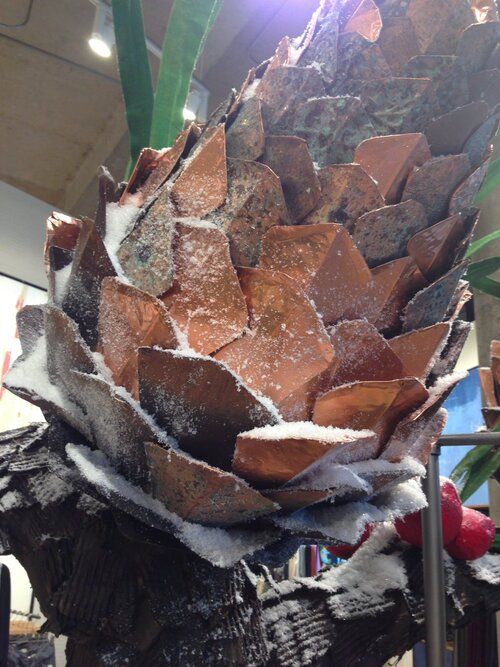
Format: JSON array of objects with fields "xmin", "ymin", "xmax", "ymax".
[{"xmin": 422, "ymin": 432, "xmax": 500, "ymax": 667}]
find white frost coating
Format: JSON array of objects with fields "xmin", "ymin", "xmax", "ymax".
[
  {"xmin": 274, "ymin": 479, "xmax": 427, "ymax": 545},
  {"xmin": 53, "ymin": 261, "xmax": 72, "ymax": 304},
  {"xmin": 5, "ymin": 335, "xmax": 87, "ymax": 429},
  {"xmin": 286, "ymin": 463, "xmax": 370, "ymax": 494},
  {"xmin": 0, "ymin": 490, "xmax": 24, "ymax": 512},
  {"xmin": 176, "ymin": 217, "xmax": 219, "ymax": 230},
  {"xmin": 428, "ymin": 370, "xmax": 467, "ymax": 399},
  {"xmin": 319, "ymin": 524, "xmax": 408, "ymax": 619},
  {"xmin": 468, "ymin": 553, "xmax": 500, "ymax": 585},
  {"xmin": 66, "ymin": 444, "xmax": 274, "ymax": 567},
  {"xmin": 238, "ymin": 422, "xmax": 374, "ymax": 443},
  {"xmin": 242, "ymin": 79, "xmax": 260, "ymax": 101},
  {"xmin": 350, "ymin": 457, "xmax": 425, "ymax": 479},
  {"xmin": 104, "ymin": 202, "xmax": 139, "ymax": 276},
  {"xmin": 162, "ymin": 350, "xmax": 282, "ymax": 422}
]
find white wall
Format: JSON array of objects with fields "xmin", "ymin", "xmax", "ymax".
[{"xmin": 0, "ymin": 181, "xmax": 54, "ymax": 289}]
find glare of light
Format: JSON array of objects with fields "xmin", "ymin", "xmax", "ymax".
[
  {"xmin": 89, "ymin": 35, "xmax": 112, "ymax": 58},
  {"xmin": 183, "ymin": 107, "xmax": 196, "ymax": 121},
  {"xmin": 88, "ymin": 2, "xmax": 114, "ymax": 58}
]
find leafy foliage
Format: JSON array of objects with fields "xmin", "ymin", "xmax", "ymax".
[{"xmin": 450, "ymin": 434, "xmax": 500, "ymax": 503}]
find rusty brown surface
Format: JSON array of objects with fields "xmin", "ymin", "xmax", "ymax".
[
  {"xmin": 377, "ymin": 17, "xmax": 421, "ymax": 75},
  {"xmin": 145, "ymin": 441, "xmax": 277, "ymax": 526},
  {"xmin": 214, "ymin": 267, "xmax": 334, "ymax": 406},
  {"xmin": 425, "ymin": 101, "xmax": 489, "ymax": 156},
  {"xmin": 62, "ymin": 218, "xmax": 117, "ymax": 348},
  {"xmin": 449, "ymin": 158, "xmax": 491, "ymax": 216},
  {"xmin": 98, "ymin": 278, "xmax": 178, "ymax": 399},
  {"xmin": 138, "ymin": 348, "xmax": 278, "ymax": 471},
  {"xmin": 478, "ymin": 367, "xmax": 497, "ymax": 408},
  {"xmin": 342, "ymin": 0, "xmax": 382, "ymax": 42},
  {"xmin": 226, "ymin": 97, "xmax": 265, "ymax": 161},
  {"xmin": 354, "ymin": 133, "xmax": 431, "ymax": 204},
  {"xmin": 402, "ymin": 153, "xmax": 471, "ymax": 224},
  {"xmin": 261, "ymin": 488, "xmax": 329, "ymax": 512},
  {"xmin": 161, "ymin": 222, "xmax": 247, "ymax": 355},
  {"xmin": 353, "ymin": 199, "xmax": 428, "ymax": 267},
  {"xmin": 381, "ymin": 408, "xmax": 447, "ymax": 464},
  {"xmin": 259, "ymin": 223, "xmax": 374, "ymax": 326},
  {"xmin": 213, "ymin": 158, "xmax": 289, "ymax": 267},
  {"xmin": 327, "ymin": 319, "xmax": 407, "ymax": 387},
  {"xmin": 407, "ymin": 214, "xmax": 465, "ymax": 280},
  {"xmin": 313, "ymin": 377, "xmax": 429, "ymax": 444},
  {"xmin": 406, "ymin": 0, "xmax": 475, "ymax": 56},
  {"xmin": 261, "ymin": 135, "xmax": 321, "ymax": 222},
  {"xmin": 388, "ymin": 322, "xmax": 451, "ymax": 380},
  {"xmin": 232, "ymin": 427, "xmax": 376, "ymax": 488},
  {"xmin": 170, "ymin": 125, "xmax": 227, "ymax": 218},
  {"xmin": 402, "ymin": 260, "xmax": 468, "ymax": 332},
  {"xmin": 303, "ymin": 163, "xmax": 384, "ymax": 231},
  {"xmin": 44, "ymin": 213, "xmax": 81, "ymax": 266}
]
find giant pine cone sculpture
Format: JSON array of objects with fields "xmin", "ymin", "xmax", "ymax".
[{"xmin": 4, "ymin": 0, "xmax": 499, "ymax": 566}]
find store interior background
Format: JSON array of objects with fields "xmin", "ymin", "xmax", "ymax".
[{"xmin": 0, "ymin": 1, "xmax": 498, "ymax": 665}]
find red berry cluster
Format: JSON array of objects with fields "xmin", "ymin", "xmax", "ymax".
[{"xmin": 327, "ymin": 479, "xmax": 495, "ymax": 561}]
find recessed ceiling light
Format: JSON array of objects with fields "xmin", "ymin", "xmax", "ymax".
[{"xmin": 89, "ymin": 2, "xmax": 114, "ymax": 58}]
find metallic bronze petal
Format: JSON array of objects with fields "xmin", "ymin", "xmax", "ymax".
[
  {"xmin": 261, "ymin": 488, "xmax": 329, "ymax": 512},
  {"xmin": 327, "ymin": 319, "xmax": 407, "ymax": 386},
  {"xmin": 120, "ymin": 148, "xmax": 160, "ymax": 205},
  {"xmin": 406, "ymin": 0, "xmax": 475, "ymax": 55},
  {"xmin": 353, "ymin": 199, "xmax": 428, "ymax": 267},
  {"xmin": 402, "ymin": 261, "xmax": 468, "ymax": 332},
  {"xmin": 299, "ymin": 8, "xmax": 340, "ymax": 81},
  {"xmin": 145, "ymin": 441, "xmax": 277, "ymax": 526},
  {"xmin": 261, "ymin": 135, "xmax": 321, "ymax": 223},
  {"xmin": 430, "ymin": 320, "xmax": 471, "ymax": 381},
  {"xmin": 225, "ymin": 97, "xmax": 265, "ymax": 161},
  {"xmin": 276, "ymin": 373, "xmax": 329, "ymax": 422},
  {"xmin": 401, "ymin": 154, "xmax": 471, "ymax": 224},
  {"xmin": 425, "ymin": 101, "xmax": 489, "ymax": 156},
  {"xmin": 214, "ymin": 267, "xmax": 335, "ymax": 405},
  {"xmin": 402, "ymin": 55, "xmax": 469, "ymax": 116},
  {"xmin": 45, "ymin": 305, "xmax": 96, "ymax": 399},
  {"xmin": 333, "ymin": 33, "xmax": 392, "ymax": 94},
  {"xmin": 446, "ymin": 280, "xmax": 472, "ymax": 321},
  {"xmin": 469, "ymin": 69, "xmax": 500, "ymax": 111},
  {"xmin": 463, "ymin": 112, "xmax": 499, "ymax": 170},
  {"xmin": 259, "ymin": 223, "xmax": 373, "ymax": 326},
  {"xmin": 449, "ymin": 158, "xmax": 491, "ymax": 216},
  {"xmin": 456, "ymin": 20, "xmax": 500, "ymax": 74},
  {"xmin": 377, "ymin": 17, "xmax": 421, "ymax": 75},
  {"xmin": 380, "ymin": 407, "xmax": 447, "ymax": 464},
  {"xmin": 213, "ymin": 158, "xmax": 289, "ymax": 267},
  {"xmin": 63, "ymin": 218, "xmax": 116, "ymax": 348},
  {"xmin": 313, "ymin": 378, "xmax": 429, "ymax": 444},
  {"xmin": 98, "ymin": 278, "xmax": 178, "ymax": 399},
  {"xmin": 170, "ymin": 125, "xmax": 227, "ymax": 218},
  {"xmin": 142, "ymin": 127, "xmax": 197, "ymax": 200},
  {"xmin": 232, "ymin": 425, "xmax": 376, "ymax": 488},
  {"xmin": 407, "ymin": 214, "xmax": 465, "ymax": 280},
  {"xmin": 354, "ymin": 133, "xmax": 431, "ymax": 204},
  {"xmin": 256, "ymin": 66, "xmax": 325, "ymax": 133},
  {"xmin": 16, "ymin": 305, "xmax": 45, "ymax": 357},
  {"xmin": 290, "ymin": 96, "xmax": 377, "ymax": 166},
  {"xmin": 388, "ymin": 322, "xmax": 450, "ymax": 381},
  {"xmin": 44, "ymin": 213, "xmax": 81, "ymax": 266},
  {"xmin": 303, "ymin": 163, "xmax": 384, "ymax": 232},
  {"xmin": 138, "ymin": 348, "xmax": 279, "ymax": 471},
  {"xmin": 70, "ymin": 371, "xmax": 156, "ymax": 485},
  {"xmin": 478, "ymin": 367, "xmax": 497, "ymax": 408},
  {"xmin": 358, "ymin": 77, "xmax": 438, "ymax": 135},
  {"xmin": 342, "ymin": 0, "xmax": 382, "ymax": 42},
  {"xmin": 369, "ymin": 256, "xmax": 427, "ymax": 333},
  {"xmin": 161, "ymin": 222, "xmax": 247, "ymax": 355},
  {"xmin": 117, "ymin": 189, "xmax": 176, "ymax": 296}
]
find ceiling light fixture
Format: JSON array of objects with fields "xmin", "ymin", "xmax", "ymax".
[{"xmin": 88, "ymin": 1, "xmax": 114, "ymax": 58}]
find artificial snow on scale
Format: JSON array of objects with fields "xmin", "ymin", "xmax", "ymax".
[{"xmin": 4, "ymin": 0, "xmax": 499, "ymax": 567}]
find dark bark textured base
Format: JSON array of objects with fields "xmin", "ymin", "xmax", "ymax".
[{"xmin": 0, "ymin": 423, "xmax": 499, "ymax": 666}]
